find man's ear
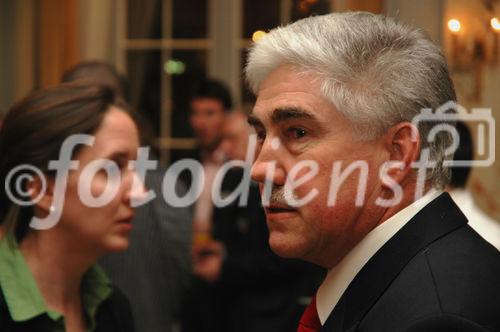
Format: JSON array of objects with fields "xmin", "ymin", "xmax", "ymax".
[
  {"xmin": 381, "ymin": 122, "xmax": 420, "ymax": 187},
  {"xmin": 26, "ymin": 175, "xmax": 54, "ymax": 214}
]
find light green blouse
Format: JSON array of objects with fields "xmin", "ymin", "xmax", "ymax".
[{"xmin": 0, "ymin": 236, "xmax": 112, "ymax": 331}]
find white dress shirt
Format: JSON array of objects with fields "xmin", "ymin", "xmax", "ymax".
[
  {"xmin": 193, "ymin": 149, "xmax": 225, "ymax": 230},
  {"xmin": 316, "ymin": 190, "xmax": 441, "ymax": 325}
]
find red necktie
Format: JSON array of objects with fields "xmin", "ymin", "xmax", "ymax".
[{"xmin": 297, "ymin": 294, "xmax": 322, "ymax": 332}]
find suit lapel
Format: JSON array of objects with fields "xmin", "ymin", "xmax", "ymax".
[{"xmin": 322, "ymin": 193, "xmax": 468, "ymax": 331}]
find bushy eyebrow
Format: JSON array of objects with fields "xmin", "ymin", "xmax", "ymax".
[
  {"xmin": 247, "ymin": 114, "xmax": 263, "ymax": 128},
  {"xmin": 270, "ymin": 107, "xmax": 315, "ymax": 124},
  {"xmin": 248, "ymin": 106, "xmax": 320, "ymax": 131}
]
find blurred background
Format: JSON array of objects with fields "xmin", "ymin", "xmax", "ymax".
[{"xmin": 0, "ymin": 0, "xmax": 499, "ymax": 220}]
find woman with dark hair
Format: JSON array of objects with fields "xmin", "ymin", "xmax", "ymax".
[{"xmin": 0, "ymin": 83, "xmax": 144, "ymax": 331}]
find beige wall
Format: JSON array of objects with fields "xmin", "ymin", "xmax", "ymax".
[
  {"xmin": 385, "ymin": 0, "xmax": 443, "ymax": 44},
  {"xmin": 0, "ymin": 0, "xmax": 120, "ymax": 115},
  {"xmin": 78, "ymin": 0, "xmax": 120, "ymax": 64},
  {"xmin": 0, "ymin": 0, "xmax": 35, "ymax": 114},
  {"xmin": 38, "ymin": 0, "xmax": 80, "ymax": 87}
]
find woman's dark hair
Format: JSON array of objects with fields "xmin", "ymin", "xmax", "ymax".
[
  {"xmin": 61, "ymin": 61, "xmax": 156, "ymax": 150},
  {"xmin": 62, "ymin": 61, "xmax": 130, "ymax": 102},
  {"xmin": 0, "ymin": 83, "xmax": 135, "ymax": 241}
]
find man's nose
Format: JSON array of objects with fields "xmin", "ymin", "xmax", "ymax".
[
  {"xmin": 220, "ymin": 139, "xmax": 229, "ymax": 153},
  {"xmin": 250, "ymin": 141, "xmax": 286, "ymax": 186}
]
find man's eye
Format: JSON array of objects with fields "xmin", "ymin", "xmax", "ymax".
[
  {"xmin": 256, "ymin": 130, "xmax": 266, "ymax": 142},
  {"xmin": 286, "ymin": 127, "xmax": 308, "ymax": 139}
]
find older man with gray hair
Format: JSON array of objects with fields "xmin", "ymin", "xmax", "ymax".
[{"xmin": 245, "ymin": 12, "xmax": 499, "ymax": 332}]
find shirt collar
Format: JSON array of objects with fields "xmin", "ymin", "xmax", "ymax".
[
  {"xmin": 316, "ymin": 189, "xmax": 441, "ymax": 325},
  {"xmin": 0, "ymin": 235, "xmax": 112, "ymax": 330}
]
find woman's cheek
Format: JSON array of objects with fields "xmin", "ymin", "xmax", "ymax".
[{"xmin": 87, "ymin": 172, "xmax": 104, "ymax": 196}]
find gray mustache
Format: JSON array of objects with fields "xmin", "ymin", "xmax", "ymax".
[{"xmin": 262, "ymin": 185, "xmax": 298, "ymax": 208}]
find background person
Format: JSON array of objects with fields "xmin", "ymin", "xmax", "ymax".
[
  {"xmin": 447, "ymin": 121, "xmax": 500, "ymax": 250},
  {"xmin": 245, "ymin": 12, "xmax": 499, "ymax": 331},
  {"xmin": 180, "ymin": 79, "xmax": 232, "ymax": 332},
  {"xmin": 219, "ymin": 110, "xmax": 253, "ymax": 162},
  {"xmin": 189, "ymin": 110, "xmax": 324, "ymax": 332},
  {"xmin": 0, "ymin": 83, "xmax": 144, "ymax": 331},
  {"xmin": 62, "ymin": 61, "xmax": 193, "ymax": 332},
  {"xmin": 185, "ymin": 79, "xmax": 232, "ymax": 240}
]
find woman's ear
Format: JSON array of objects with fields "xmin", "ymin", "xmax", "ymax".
[
  {"xmin": 26, "ymin": 175, "xmax": 54, "ymax": 215},
  {"xmin": 381, "ymin": 122, "xmax": 421, "ymax": 188}
]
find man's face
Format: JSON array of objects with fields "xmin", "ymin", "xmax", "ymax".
[
  {"xmin": 220, "ymin": 113, "xmax": 250, "ymax": 161},
  {"xmin": 189, "ymin": 98, "xmax": 226, "ymax": 150},
  {"xmin": 249, "ymin": 65, "xmax": 386, "ymax": 267}
]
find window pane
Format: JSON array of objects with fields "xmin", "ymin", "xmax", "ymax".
[
  {"xmin": 291, "ymin": 0, "xmax": 331, "ymax": 22},
  {"xmin": 127, "ymin": 50, "xmax": 162, "ymax": 143},
  {"xmin": 127, "ymin": 0, "xmax": 162, "ymax": 39},
  {"xmin": 173, "ymin": 0, "xmax": 208, "ymax": 38},
  {"xmin": 169, "ymin": 50, "xmax": 208, "ymax": 138},
  {"xmin": 243, "ymin": 0, "xmax": 280, "ymax": 38}
]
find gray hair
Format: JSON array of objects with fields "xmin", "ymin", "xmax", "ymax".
[{"xmin": 245, "ymin": 12, "xmax": 456, "ymax": 189}]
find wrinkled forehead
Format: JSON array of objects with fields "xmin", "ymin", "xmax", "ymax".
[
  {"xmin": 256, "ymin": 65, "xmax": 322, "ymax": 98},
  {"xmin": 76, "ymin": 108, "xmax": 139, "ymax": 163},
  {"xmin": 251, "ymin": 68, "xmax": 338, "ymax": 127}
]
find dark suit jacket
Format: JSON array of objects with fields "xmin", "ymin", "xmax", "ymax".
[{"xmin": 321, "ymin": 193, "xmax": 500, "ymax": 332}]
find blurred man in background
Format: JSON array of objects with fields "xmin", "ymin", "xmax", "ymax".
[
  {"xmin": 185, "ymin": 109, "xmax": 323, "ymax": 332},
  {"xmin": 447, "ymin": 121, "xmax": 500, "ymax": 250},
  {"xmin": 180, "ymin": 79, "xmax": 232, "ymax": 332},
  {"xmin": 189, "ymin": 80, "xmax": 230, "ymax": 155},
  {"xmin": 186, "ymin": 79, "xmax": 232, "ymax": 240},
  {"xmin": 219, "ymin": 110, "xmax": 252, "ymax": 162}
]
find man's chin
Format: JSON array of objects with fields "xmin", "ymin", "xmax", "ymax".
[
  {"xmin": 199, "ymin": 138, "xmax": 220, "ymax": 151},
  {"xmin": 268, "ymin": 232, "xmax": 309, "ymax": 259}
]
